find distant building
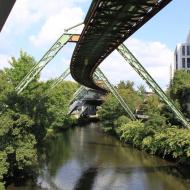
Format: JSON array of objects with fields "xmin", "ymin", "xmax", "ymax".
[{"xmin": 174, "ymin": 32, "xmax": 190, "ymax": 71}]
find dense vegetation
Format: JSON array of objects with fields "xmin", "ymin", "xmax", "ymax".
[
  {"xmin": 0, "ymin": 52, "xmax": 78, "ymax": 189},
  {"xmin": 98, "ymin": 71, "xmax": 190, "ymax": 165},
  {"xmin": 1, "ymin": 51, "xmax": 190, "ymax": 188}
]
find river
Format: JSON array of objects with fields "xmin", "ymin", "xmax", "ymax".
[{"xmin": 7, "ymin": 123, "xmax": 190, "ymax": 190}]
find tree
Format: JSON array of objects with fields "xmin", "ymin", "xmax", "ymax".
[
  {"xmin": 4, "ymin": 51, "xmax": 38, "ymax": 87},
  {"xmin": 117, "ymin": 80, "xmax": 135, "ymax": 91},
  {"xmin": 98, "ymin": 80, "xmax": 142, "ymax": 128},
  {"xmin": 0, "ymin": 110, "xmax": 37, "ymax": 184},
  {"xmin": 46, "ymin": 80, "xmax": 78, "ymax": 130},
  {"xmin": 138, "ymin": 94, "xmax": 161, "ymax": 115},
  {"xmin": 170, "ymin": 70, "xmax": 190, "ymax": 115},
  {"xmin": 0, "ymin": 50, "xmax": 79, "ymax": 188},
  {"xmin": 137, "ymin": 84, "xmax": 146, "ymax": 96}
]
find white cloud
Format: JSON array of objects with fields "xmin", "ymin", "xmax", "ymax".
[
  {"xmin": 0, "ymin": 0, "xmax": 173, "ymax": 92},
  {"xmin": 29, "ymin": 7, "xmax": 84, "ymax": 47},
  {"xmin": 1, "ymin": 0, "xmax": 86, "ymax": 40},
  {"xmin": 2, "ymin": 0, "xmax": 41, "ymax": 34},
  {"xmin": 0, "ymin": 54, "xmax": 11, "ymax": 69},
  {"xmin": 39, "ymin": 37, "xmax": 173, "ymax": 91},
  {"xmin": 126, "ymin": 38, "xmax": 173, "ymax": 67},
  {"xmin": 40, "ymin": 58, "xmax": 71, "ymax": 81},
  {"xmin": 0, "ymin": 0, "xmax": 85, "ymax": 70},
  {"xmin": 100, "ymin": 38, "xmax": 173, "ymax": 89}
]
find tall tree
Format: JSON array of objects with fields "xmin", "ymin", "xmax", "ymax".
[{"xmin": 170, "ymin": 70, "xmax": 190, "ymax": 115}]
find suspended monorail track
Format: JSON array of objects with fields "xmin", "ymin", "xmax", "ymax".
[{"xmin": 70, "ymin": 0, "xmax": 171, "ymax": 91}]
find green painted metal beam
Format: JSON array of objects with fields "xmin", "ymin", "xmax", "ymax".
[
  {"xmin": 69, "ymin": 67, "xmax": 135, "ymax": 120},
  {"xmin": 51, "ymin": 68, "xmax": 70, "ymax": 89},
  {"xmin": 70, "ymin": 86, "xmax": 86, "ymax": 103},
  {"xmin": 15, "ymin": 22, "xmax": 84, "ymax": 94},
  {"xmin": 15, "ymin": 33, "xmax": 72, "ymax": 94},
  {"xmin": 117, "ymin": 43, "xmax": 190, "ymax": 128},
  {"xmin": 94, "ymin": 68, "xmax": 136, "ymax": 120}
]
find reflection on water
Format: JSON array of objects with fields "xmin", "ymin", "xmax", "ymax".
[{"xmin": 7, "ymin": 123, "xmax": 190, "ymax": 190}]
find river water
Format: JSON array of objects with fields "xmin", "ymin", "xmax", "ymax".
[{"xmin": 7, "ymin": 123, "xmax": 190, "ymax": 190}]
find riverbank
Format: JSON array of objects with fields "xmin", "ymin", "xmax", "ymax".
[{"xmin": 101, "ymin": 118, "xmax": 190, "ymax": 166}]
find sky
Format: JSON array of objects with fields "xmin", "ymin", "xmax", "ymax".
[{"xmin": 0, "ymin": 0, "xmax": 190, "ymax": 90}]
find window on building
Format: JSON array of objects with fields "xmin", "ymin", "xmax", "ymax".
[
  {"xmin": 182, "ymin": 58, "xmax": 186, "ymax": 68},
  {"xmin": 182, "ymin": 45, "xmax": 185, "ymax": 56},
  {"xmin": 187, "ymin": 46, "xmax": 190, "ymax": 55},
  {"xmin": 187, "ymin": 58, "xmax": 190, "ymax": 68},
  {"xmin": 175, "ymin": 53, "xmax": 178, "ymax": 69}
]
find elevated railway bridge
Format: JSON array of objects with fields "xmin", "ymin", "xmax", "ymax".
[{"xmin": 14, "ymin": 0, "xmax": 190, "ymax": 128}]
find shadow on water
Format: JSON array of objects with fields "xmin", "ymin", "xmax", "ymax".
[
  {"xmin": 41, "ymin": 129, "xmax": 75, "ymax": 177},
  {"xmin": 112, "ymin": 164, "xmax": 190, "ymax": 179},
  {"xmin": 74, "ymin": 167, "xmax": 98, "ymax": 190}
]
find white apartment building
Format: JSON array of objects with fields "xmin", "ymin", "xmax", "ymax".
[{"xmin": 174, "ymin": 32, "xmax": 190, "ymax": 71}]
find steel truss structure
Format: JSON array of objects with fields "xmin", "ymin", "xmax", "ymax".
[
  {"xmin": 94, "ymin": 68, "xmax": 136, "ymax": 120},
  {"xmin": 117, "ymin": 43, "xmax": 190, "ymax": 128},
  {"xmin": 15, "ymin": 23, "xmax": 82, "ymax": 94},
  {"xmin": 15, "ymin": 21, "xmax": 189, "ymax": 128},
  {"xmin": 15, "ymin": 34, "xmax": 72, "ymax": 94},
  {"xmin": 70, "ymin": 86, "xmax": 87, "ymax": 104},
  {"xmin": 70, "ymin": 0, "xmax": 171, "ymax": 91},
  {"xmin": 51, "ymin": 67, "xmax": 135, "ymax": 120},
  {"xmin": 51, "ymin": 68, "xmax": 70, "ymax": 89}
]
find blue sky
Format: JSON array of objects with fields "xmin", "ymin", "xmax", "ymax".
[
  {"xmin": 0, "ymin": 0, "xmax": 190, "ymax": 90},
  {"xmin": 132, "ymin": 0, "xmax": 190, "ymax": 49}
]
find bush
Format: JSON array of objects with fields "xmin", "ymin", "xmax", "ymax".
[
  {"xmin": 114, "ymin": 115, "xmax": 130, "ymax": 128},
  {"xmin": 0, "ymin": 151, "xmax": 8, "ymax": 189},
  {"xmin": 118, "ymin": 120, "xmax": 190, "ymax": 164}
]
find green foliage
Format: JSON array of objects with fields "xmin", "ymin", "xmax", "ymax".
[
  {"xmin": 46, "ymin": 81, "xmax": 78, "ymax": 130},
  {"xmin": 114, "ymin": 115, "xmax": 130, "ymax": 128},
  {"xmin": 0, "ymin": 110, "xmax": 37, "ymax": 179},
  {"xmin": 138, "ymin": 94, "xmax": 161, "ymax": 115},
  {"xmin": 170, "ymin": 70, "xmax": 190, "ymax": 115},
  {"xmin": 4, "ymin": 51, "xmax": 38, "ymax": 87},
  {"xmin": 119, "ymin": 120, "xmax": 148, "ymax": 146},
  {"xmin": 98, "ymin": 80, "xmax": 142, "ymax": 128},
  {"xmin": 98, "ymin": 93, "xmax": 123, "ymax": 127},
  {"xmin": 0, "ymin": 151, "xmax": 8, "ymax": 189},
  {"xmin": 145, "ymin": 113, "xmax": 166, "ymax": 129},
  {"xmin": 137, "ymin": 84, "xmax": 146, "ymax": 96},
  {"xmin": 161, "ymin": 101, "xmax": 182, "ymax": 125},
  {"xmin": 117, "ymin": 80, "xmax": 135, "ymax": 91},
  {"xmin": 170, "ymin": 70, "xmax": 190, "ymax": 96},
  {"xmin": 0, "ymin": 51, "xmax": 78, "ymax": 188},
  {"xmin": 118, "ymin": 120, "xmax": 190, "ymax": 164},
  {"xmin": 99, "ymin": 77, "xmax": 190, "ymax": 165}
]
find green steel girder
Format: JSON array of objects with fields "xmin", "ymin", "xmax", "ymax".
[
  {"xmin": 73, "ymin": 87, "xmax": 89, "ymax": 101},
  {"xmin": 51, "ymin": 68, "xmax": 70, "ymax": 89},
  {"xmin": 117, "ymin": 43, "xmax": 190, "ymax": 128},
  {"xmin": 15, "ymin": 22, "xmax": 84, "ymax": 94},
  {"xmin": 94, "ymin": 68, "xmax": 136, "ymax": 120},
  {"xmin": 69, "ymin": 67, "xmax": 135, "ymax": 120},
  {"xmin": 70, "ymin": 0, "xmax": 171, "ymax": 91},
  {"xmin": 15, "ymin": 33, "xmax": 72, "ymax": 94},
  {"xmin": 71, "ymin": 86, "xmax": 86, "ymax": 103}
]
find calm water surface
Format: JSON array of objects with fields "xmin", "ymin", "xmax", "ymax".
[{"xmin": 7, "ymin": 123, "xmax": 190, "ymax": 190}]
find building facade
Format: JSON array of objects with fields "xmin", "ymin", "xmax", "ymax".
[{"xmin": 174, "ymin": 32, "xmax": 190, "ymax": 71}]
